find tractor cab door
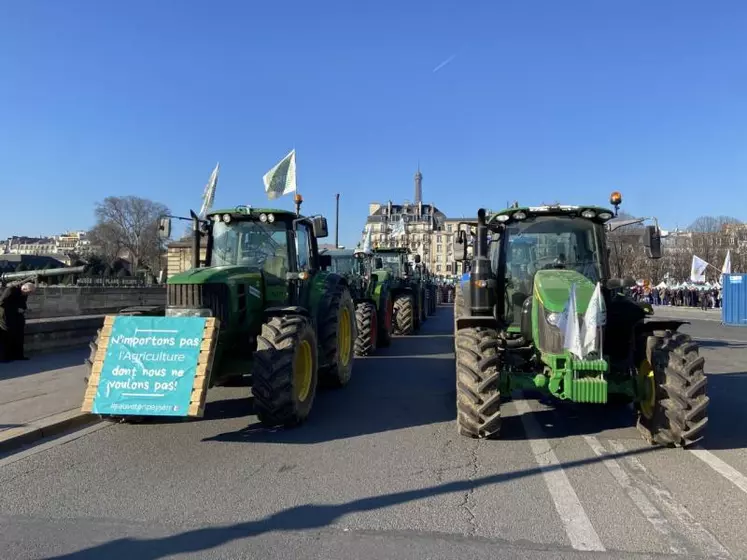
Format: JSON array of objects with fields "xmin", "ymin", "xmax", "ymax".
[{"xmin": 293, "ymin": 222, "xmax": 315, "ymax": 308}]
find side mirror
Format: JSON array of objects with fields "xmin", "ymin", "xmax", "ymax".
[
  {"xmin": 414, "ymin": 254, "xmax": 421, "ymax": 264},
  {"xmin": 374, "ymin": 257, "xmax": 383, "ymax": 269},
  {"xmin": 643, "ymin": 225, "xmax": 661, "ymax": 259},
  {"xmin": 318, "ymin": 254, "xmax": 332, "ymax": 269},
  {"xmin": 158, "ymin": 217, "xmax": 172, "ymax": 239},
  {"xmin": 453, "ymin": 230, "xmax": 467, "ymax": 262},
  {"xmin": 312, "ymin": 216, "xmax": 329, "ymax": 238}
]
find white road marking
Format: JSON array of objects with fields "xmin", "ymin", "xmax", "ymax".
[
  {"xmin": 608, "ymin": 440, "xmax": 731, "ymax": 559},
  {"xmin": 583, "ymin": 436, "xmax": 687, "ymax": 555},
  {"xmin": 514, "ymin": 399, "xmax": 605, "ymax": 552},
  {"xmin": 0, "ymin": 422, "xmax": 110, "ymax": 468},
  {"xmin": 689, "ymin": 446, "xmax": 747, "ymax": 496}
]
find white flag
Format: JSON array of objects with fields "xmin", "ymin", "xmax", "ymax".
[
  {"xmin": 582, "ymin": 282, "xmax": 605, "ymax": 357},
  {"xmin": 562, "ymin": 283, "xmax": 584, "ymax": 359},
  {"xmin": 361, "ymin": 226, "xmax": 373, "ymax": 254},
  {"xmin": 390, "ymin": 221, "xmax": 406, "ymax": 238},
  {"xmin": 690, "ymin": 255, "xmax": 709, "ymax": 283},
  {"xmin": 263, "ymin": 150, "xmax": 297, "ymax": 200},
  {"xmin": 722, "ymin": 250, "xmax": 732, "ymax": 275},
  {"xmin": 199, "ymin": 162, "xmax": 220, "ymax": 218}
]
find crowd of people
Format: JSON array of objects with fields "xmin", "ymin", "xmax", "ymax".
[{"xmin": 630, "ymin": 284, "xmax": 721, "ymax": 310}]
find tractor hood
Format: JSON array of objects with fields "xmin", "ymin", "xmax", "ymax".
[
  {"xmin": 533, "ymin": 269, "xmax": 595, "ymax": 314},
  {"xmin": 168, "ymin": 265, "xmax": 262, "ymax": 285}
]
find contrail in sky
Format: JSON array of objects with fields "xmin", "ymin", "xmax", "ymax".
[{"xmin": 432, "ymin": 54, "xmax": 456, "ymax": 73}]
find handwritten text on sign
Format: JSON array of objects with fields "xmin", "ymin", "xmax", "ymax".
[{"xmin": 92, "ymin": 316, "xmax": 207, "ymax": 416}]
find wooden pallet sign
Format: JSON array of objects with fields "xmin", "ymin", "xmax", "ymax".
[{"xmin": 82, "ymin": 315, "xmax": 219, "ymax": 418}]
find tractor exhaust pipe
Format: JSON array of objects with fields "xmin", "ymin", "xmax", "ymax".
[
  {"xmin": 470, "ymin": 208, "xmax": 494, "ymax": 317},
  {"xmin": 335, "ymin": 193, "xmax": 340, "ymax": 248}
]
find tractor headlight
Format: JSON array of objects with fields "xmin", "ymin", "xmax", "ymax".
[
  {"xmin": 581, "ymin": 209, "xmax": 596, "ymax": 219},
  {"xmin": 166, "ymin": 307, "xmax": 213, "ymax": 318},
  {"xmin": 222, "ymin": 214, "xmax": 231, "ymax": 223},
  {"xmin": 259, "ymin": 213, "xmax": 268, "ymax": 223},
  {"xmin": 267, "ymin": 213, "xmax": 275, "ymax": 223},
  {"xmin": 545, "ymin": 312, "xmax": 562, "ymax": 327}
]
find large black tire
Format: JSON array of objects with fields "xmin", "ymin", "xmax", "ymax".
[
  {"xmin": 354, "ymin": 301, "xmax": 378, "ymax": 356},
  {"xmin": 318, "ymin": 285, "xmax": 356, "ymax": 388},
  {"xmin": 253, "ymin": 315, "xmax": 319, "ymax": 427},
  {"xmin": 456, "ymin": 327, "xmax": 503, "ymax": 438},
  {"xmin": 636, "ymin": 330, "xmax": 709, "ymax": 447},
  {"xmin": 429, "ymin": 287, "xmax": 437, "ymax": 315},
  {"xmin": 393, "ymin": 294, "xmax": 415, "ymax": 335},
  {"xmin": 436, "ymin": 287, "xmax": 443, "ymax": 306},
  {"xmin": 378, "ymin": 294, "xmax": 393, "ymax": 348},
  {"xmin": 424, "ymin": 288, "xmax": 432, "ymax": 318},
  {"xmin": 421, "ymin": 289, "xmax": 429, "ymax": 323}
]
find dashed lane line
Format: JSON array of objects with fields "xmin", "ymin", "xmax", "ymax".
[
  {"xmin": 608, "ymin": 440, "xmax": 731, "ymax": 560},
  {"xmin": 514, "ymin": 399, "xmax": 606, "ymax": 552},
  {"xmin": 689, "ymin": 446, "xmax": 747, "ymax": 497},
  {"xmin": 583, "ymin": 436, "xmax": 688, "ymax": 555}
]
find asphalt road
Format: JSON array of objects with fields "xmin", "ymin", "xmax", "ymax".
[{"xmin": 1, "ymin": 306, "xmax": 746, "ymax": 560}]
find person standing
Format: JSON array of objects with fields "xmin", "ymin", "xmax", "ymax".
[{"xmin": 0, "ymin": 281, "xmax": 34, "ymax": 362}]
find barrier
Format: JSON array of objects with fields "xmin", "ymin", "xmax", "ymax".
[
  {"xmin": 24, "ymin": 316, "xmax": 105, "ymax": 355},
  {"xmin": 25, "ymin": 286, "xmax": 166, "ymax": 320}
]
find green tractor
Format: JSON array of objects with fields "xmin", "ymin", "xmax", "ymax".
[
  {"xmin": 322, "ymin": 248, "xmax": 394, "ymax": 355},
  {"xmin": 87, "ymin": 197, "xmax": 357, "ymax": 428},
  {"xmin": 452, "ymin": 195, "xmax": 709, "ymax": 448},
  {"xmin": 372, "ymin": 247, "xmax": 425, "ymax": 335},
  {"xmin": 414, "ymin": 261, "xmax": 438, "ymax": 317}
]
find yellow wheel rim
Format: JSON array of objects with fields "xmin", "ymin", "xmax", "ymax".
[
  {"xmin": 338, "ymin": 307, "xmax": 352, "ymax": 367},
  {"xmin": 638, "ymin": 358, "xmax": 656, "ymax": 419},
  {"xmin": 293, "ymin": 340, "xmax": 313, "ymax": 402}
]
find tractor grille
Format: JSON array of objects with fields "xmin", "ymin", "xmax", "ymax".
[{"xmin": 167, "ymin": 283, "xmax": 230, "ymax": 325}]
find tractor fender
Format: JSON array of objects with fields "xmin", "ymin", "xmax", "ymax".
[
  {"xmin": 456, "ymin": 314, "xmax": 499, "ymax": 331},
  {"xmin": 264, "ymin": 306, "xmax": 311, "ymax": 319},
  {"xmin": 312, "ymin": 273, "xmax": 351, "ymax": 325},
  {"xmin": 638, "ymin": 319, "xmax": 689, "ymax": 335}
]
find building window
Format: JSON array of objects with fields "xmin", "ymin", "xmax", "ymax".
[
  {"xmin": 437, "ymin": 235, "xmax": 442, "ymax": 243},
  {"xmin": 437, "ymin": 244, "xmax": 442, "ymax": 253},
  {"xmin": 436, "ymin": 264, "xmax": 442, "ymax": 272},
  {"xmin": 446, "ymin": 264, "xmax": 451, "ymax": 272},
  {"xmin": 447, "ymin": 224, "xmax": 453, "ymax": 232}
]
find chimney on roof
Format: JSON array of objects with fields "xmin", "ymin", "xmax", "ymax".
[{"xmin": 414, "ymin": 165, "xmax": 422, "ymax": 205}]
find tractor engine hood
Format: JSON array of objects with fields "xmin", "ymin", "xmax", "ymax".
[
  {"xmin": 533, "ymin": 269, "xmax": 595, "ymax": 314},
  {"xmin": 166, "ymin": 266, "xmax": 266, "ymax": 322}
]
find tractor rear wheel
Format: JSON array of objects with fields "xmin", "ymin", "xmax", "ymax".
[
  {"xmin": 636, "ymin": 330, "xmax": 709, "ymax": 447},
  {"xmin": 318, "ymin": 285, "xmax": 356, "ymax": 388},
  {"xmin": 354, "ymin": 301, "xmax": 378, "ymax": 356},
  {"xmin": 393, "ymin": 294, "xmax": 415, "ymax": 335},
  {"xmin": 253, "ymin": 315, "xmax": 318, "ymax": 427},
  {"xmin": 455, "ymin": 327, "xmax": 503, "ymax": 439},
  {"xmin": 377, "ymin": 294, "xmax": 393, "ymax": 348}
]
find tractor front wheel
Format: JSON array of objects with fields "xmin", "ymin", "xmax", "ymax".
[
  {"xmin": 393, "ymin": 294, "xmax": 415, "ymax": 335},
  {"xmin": 319, "ymin": 286, "xmax": 356, "ymax": 388},
  {"xmin": 636, "ymin": 330, "xmax": 709, "ymax": 447},
  {"xmin": 253, "ymin": 315, "xmax": 319, "ymax": 427},
  {"xmin": 354, "ymin": 301, "xmax": 378, "ymax": 356},
  {"xmin": 455, "ymin": 327, "xmax": 503, "ymax": 439},
  {"xmin": 377, "ymin": 295, "xmax": 394, "ymax": 348}
]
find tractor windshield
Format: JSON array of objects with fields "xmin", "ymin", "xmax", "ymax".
[
  {"xmin": 211, "ymin": 220, "xmax": 289, "ymax": 278},
  {"xmin": 502, "ymin": 216, "xmax": 604, "ymax": 284},
  {"xmin": 377, "ymin": 254, "xmax": 404, "ymax": 277},
  {"xmin": 329, "ymin": 255, "xmax": 355, "ymax": 275}
]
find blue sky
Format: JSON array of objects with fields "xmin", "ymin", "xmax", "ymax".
[{"xmin": 1, "ymin": 0, "xmax": 745, "ymax": 247}]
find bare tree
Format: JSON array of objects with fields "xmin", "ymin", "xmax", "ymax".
[
  {"xmin": 687, "ymin": 215, "xmax": 742, "ymax": 233},
  {"xmin": 89, "ymin": 196, "xmax": 169, "ymax": 271}
]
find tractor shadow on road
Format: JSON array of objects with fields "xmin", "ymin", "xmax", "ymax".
[
  {"xmin": 697, "ymin": 372, "xmax": 747, "ymax": 451},
  {"xmin": 44, "ymin": 444, "xmax": 660, "ymax": 560},
  {"xmin": 205, "ymin": 308, "xmax": 457, "ymax": 444}
]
